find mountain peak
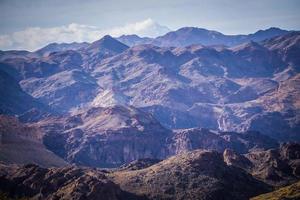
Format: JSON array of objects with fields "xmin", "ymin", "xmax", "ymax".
[
  {"xmin": 85, "ymin": 35, "xmax": 129, "ymax": 55},
  {"xmin": 101, "ymin": 34, "xmax": 115, "ymax": 41}
]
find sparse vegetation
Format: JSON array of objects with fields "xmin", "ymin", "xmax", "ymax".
[{"xmin": 251, "ymin": 181, "xmax": 300, "ymax": 200}]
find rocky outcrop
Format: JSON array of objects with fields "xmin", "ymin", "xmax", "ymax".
[
  {"xmin": 223, "ymin": 149, "xmax": 253, "ymax": 170},
  {"xmin": 224, "ymin": 143, "xmax": 300, "ymax": 187},
  {"xmin": 119, "ymin": 158, "xmax": 161, "ymax": 171}
]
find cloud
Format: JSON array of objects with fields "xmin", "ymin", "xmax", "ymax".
[{"xmin": 0, "ymin": 18, "xmax": 170, "ymax": 51}]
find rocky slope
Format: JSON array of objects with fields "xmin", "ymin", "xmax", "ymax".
[
  {"xmin": 0, "ymin": 69, "xmax": 49, "ymax": 116},
  {"xmin": 0, "ymin": 164, "xmax": 144, "ymax": 200},
  {"xmin": 251, "ymin": 181, "xmax": 300, "ymax": 200},
  {"xmin": 36, "ymin": 105, "xmax": 171, "ymax": 167},
  {"xmin": 32, "ymin": 104, "xmax": 278, "ymax": 167},
  {"xmin": 223, "ymin": 143, "xmax": 300, "ymax": 187},
  {"xmin": 112, "ymin": 150, "xmax": 271, "ymax": 200},
  {"xmin": 0, "ymin": 150, "xmax": 272, "ymax": 200},
  {"xmin": 20, "ymin": 69, "xmax": 100, "ymax": 112},
  {"xmin": 0, "ymin": 115, "xmax": 67, "ymax": 167}
]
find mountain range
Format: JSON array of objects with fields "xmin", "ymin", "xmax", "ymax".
[{"xmin": 0, "ymin": 26, "xmax": 299, "ymax": 199}]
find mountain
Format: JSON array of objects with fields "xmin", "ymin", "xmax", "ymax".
[
  {"xmin": 91, "ymin": 33, "xmax": 299, "ymax": 140},
  {"xmin": 147, "ymin": 27, "xmax": 290, "ymax": 47},
  {"xmin": 0, "ymin": 115, "xmax": 67, "ymax": 167},
  {"xmin": 1, "ymin": 32, "xmax": 299, "ymax": 141},
  {"xmin": 116, "ymin": 34, "xmax": 152, "ymax": 47},
  {"xmin": 115, "ymin": 27, "xmax": 290, "ymax": 48},
  {"xmin": 35, "ymin": 42, "xmax": 89, "ymax": 56},
  {"xmin": 80, "ymin": 35, "xmax": 129, "ymax": 70},
  {"xmin": 0, "ymin": 25, "xmax": 299, "ymax": 200}
]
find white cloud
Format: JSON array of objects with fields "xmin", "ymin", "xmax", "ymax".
[{"xmin": 0, "ymin": 18, "xmax": 170, "ymax": 51}]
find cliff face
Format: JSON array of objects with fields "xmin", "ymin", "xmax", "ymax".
[
  {"xmin": 37, "ymin": 105, "xmax": 171, "ymax": 167},
  {"xmin": 28, "ymin": 105, "xmax": 278, "ymax": 168}
]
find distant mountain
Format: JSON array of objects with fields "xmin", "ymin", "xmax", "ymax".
[
  {"xmin": 116, "ymin": 27, "xmax": 290, "ymax": 47},
  {"xmin": 151, "ymin": 27, "xmax": 290, "ymax": 47},
  {"xmin": 35, "ymin": 42, "xmax": 89, "ymax": 56},
  {"xmin": 116, "ymin": 34, "xmax": 153, "ymax": 46}
]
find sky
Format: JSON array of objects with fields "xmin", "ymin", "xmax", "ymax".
[{"xmin": 0, "ymin": 0, "xmax": 300, "ymax": 51}]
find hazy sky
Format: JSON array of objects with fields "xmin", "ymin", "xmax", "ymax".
[{"xmin": 0, "ymin": 0, "xmax": 300, "ymax": 50}]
